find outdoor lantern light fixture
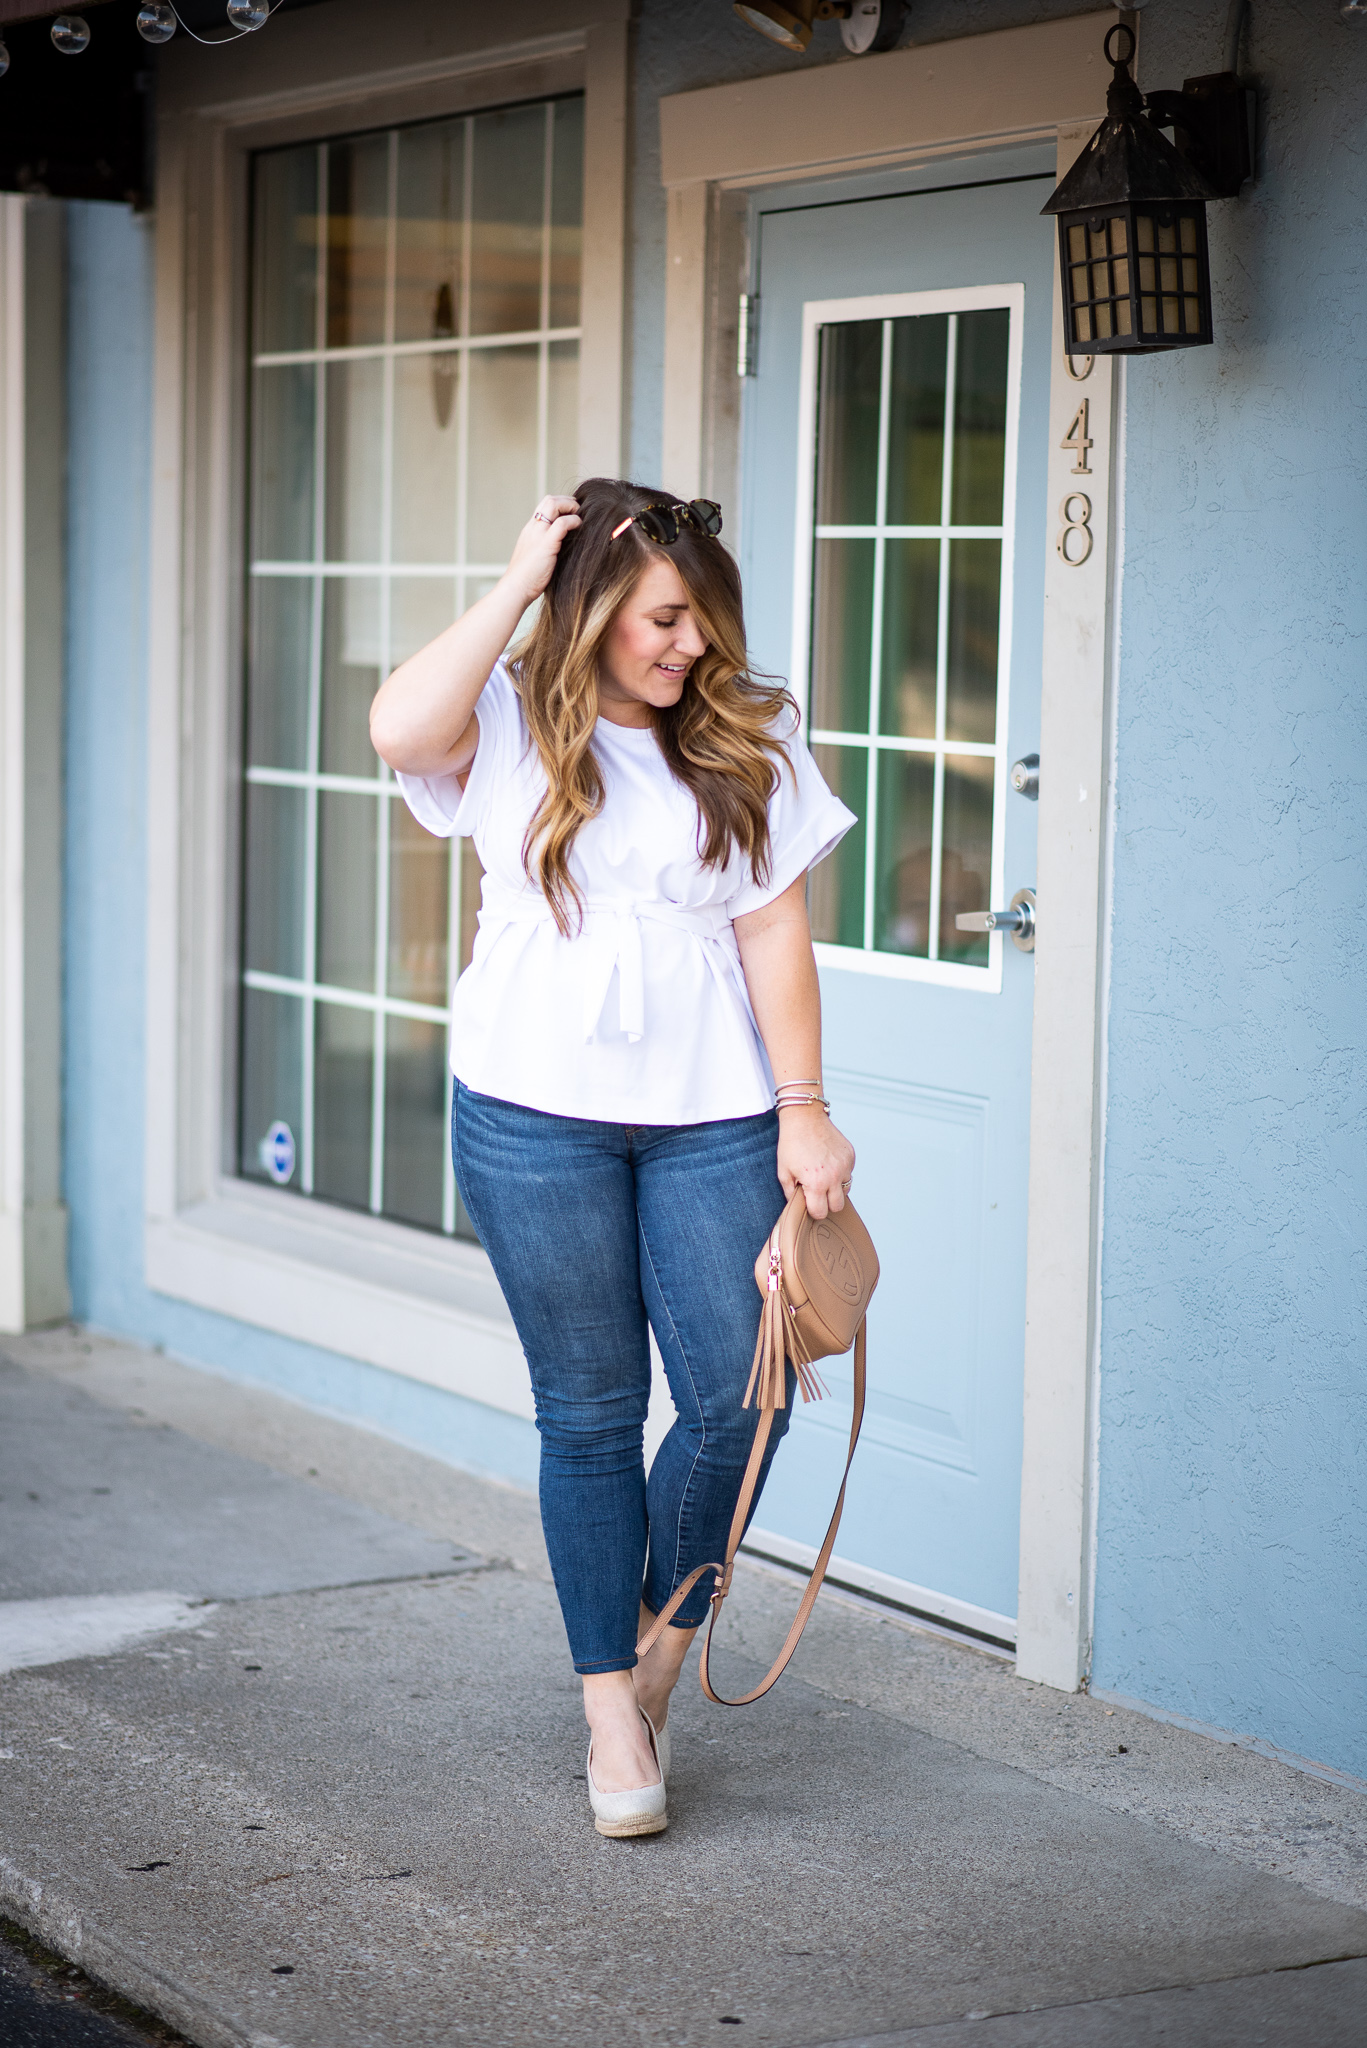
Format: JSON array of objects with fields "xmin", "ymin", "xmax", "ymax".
[
  {"xmin": 1042, "ymin": 22, "xmax": 1253, "ymax": 355},
  {"xmin": 734, "ymin": 0, "xmax": 905, "ymax": 56}
]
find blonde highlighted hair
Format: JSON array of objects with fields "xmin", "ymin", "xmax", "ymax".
[{"xmin": 511, "ymin": 478, "xmax": 794, "ymax": 935}]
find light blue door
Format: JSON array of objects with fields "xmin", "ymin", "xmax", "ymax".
[{"xmin": 741, "ymin": 157, "xmax": 1056, "ymax": 1639}]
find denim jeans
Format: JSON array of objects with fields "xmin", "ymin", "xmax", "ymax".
[{"xmin": 452, "ymin": 1083, "xmax": 791, "ymax": 1673}]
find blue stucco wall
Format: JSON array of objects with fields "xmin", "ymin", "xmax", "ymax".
[
  {"xmin": 61, "ymin": 198, "xmax": 537, "ymax": 1492},
  {"xmin": 1092, "ymin": 0, "xmax": 1367, "ymax": 1780}
]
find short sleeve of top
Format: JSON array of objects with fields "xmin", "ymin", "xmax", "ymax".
[
  {"xmin": 723, "ymin": 705, "xmax": 854, "ymax": 920},
  {"xmin": 392, "ymin": 660, "xmax": 520, "ymax": 841}
]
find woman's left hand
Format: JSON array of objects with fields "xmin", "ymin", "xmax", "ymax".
[{"xmin": 777, "ymin": 1104, "xmax": 856, "ymax": 1219}]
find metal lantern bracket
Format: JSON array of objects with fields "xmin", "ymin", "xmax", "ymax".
[{"xmin": 1145, "ymin": 70, "xmax": 1255, "ymax": 201}]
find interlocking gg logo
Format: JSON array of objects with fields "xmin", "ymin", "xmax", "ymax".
[{"xmin": 811, "ymin": 1223, "xmax": 863, "ymax": 1301}]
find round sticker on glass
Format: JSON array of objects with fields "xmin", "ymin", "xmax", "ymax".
[{"xmin": 260, "ymin": 1120, "xmax": 296, "ymax": 1185}]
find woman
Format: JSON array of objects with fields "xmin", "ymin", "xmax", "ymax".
[{"xmin": 370, "ymin": 479, "xmax": 856, "ymax": 1837}]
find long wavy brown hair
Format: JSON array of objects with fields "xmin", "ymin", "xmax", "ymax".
[{"xmin": 511, "ymin": 477, "xmax": 795, "ymax": 934}]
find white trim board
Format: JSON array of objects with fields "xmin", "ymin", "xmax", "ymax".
[
  {"xmin": 1013, "ymin": 122, "xmax": 1121, "ymax": 1693},
  {"xmin": 0, "ymin": 195, "xmax": 69, "ymax": 1332},
  {"xmin": 659, "ymin": 14, "xmax": 1114, "ymax": 191}
]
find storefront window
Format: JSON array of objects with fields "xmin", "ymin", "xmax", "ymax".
[{"xmin": 239, "ymin": 95, "xmax": 583, "ymax": 1229}]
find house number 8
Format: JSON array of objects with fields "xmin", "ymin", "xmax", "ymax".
[{"xmin": 1057, "ymin": 491, "xmax": 1093, "ymax": 567}]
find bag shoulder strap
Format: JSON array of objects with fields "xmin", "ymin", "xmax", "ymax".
[{"xmin": 634, "ymin": 1318, "xmax": 867, "ymax": 1706}]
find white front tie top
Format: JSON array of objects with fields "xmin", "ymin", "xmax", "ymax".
[{"xmin": 396, "ymin": 661, "xmax": 855, "ymax": 1126}]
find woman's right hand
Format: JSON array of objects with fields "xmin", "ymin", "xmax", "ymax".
[{"xmin": 503, "ymin": 495, "xmax": 582, "ymax": 606}]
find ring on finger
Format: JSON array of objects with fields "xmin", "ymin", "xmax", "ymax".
[
  {"xmin": 531, "ymin": 509, "xmax": 550, "ymax": 524},
  {"xmin": 842, "ymin": 1179, "xmax": 852, "ymax": 1192}
]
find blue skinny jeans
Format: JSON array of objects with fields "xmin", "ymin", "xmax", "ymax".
[{"xmin": 452, "ymin": 1083, "xmax": 791, "ymax": 1673}]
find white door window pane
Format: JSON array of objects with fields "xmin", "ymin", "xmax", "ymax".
[
  {"xmin": 811, "ymin": 537, "xmax": 873, "ymax": 734},
  {"xmin": 815, "ymin": 321, "xmax": 881, "ymax": 526},
  {"xmin": 874, "ymin": 750, "xmax": 935, "ymax": 958},
  {"xmin": 950, "ymin": 308, "xmax": 1010, "ymax": 525},
  {"xmin": 241, "ymin": 95, "xmax": 583, "ymax": 1234},
  {"xmin": 879, "ymin": 537, "xmax": 938, "ymax": 740},
  {"xmin": 809, "ymin": 744, "xmax": 866, "ymax": 950},
  {"xmin": 940, "ymin": 754, "xmax": 994, "ymax": 967}
]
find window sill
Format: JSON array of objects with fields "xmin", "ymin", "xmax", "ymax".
[{"xmin": 145, "ymin": 1181, "xmax": 532, "ymax": 1422}]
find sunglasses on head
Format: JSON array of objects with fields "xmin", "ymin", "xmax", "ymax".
[{"xmin": 610, "ymin": 499, "xmax": 723, "ymax": 545}]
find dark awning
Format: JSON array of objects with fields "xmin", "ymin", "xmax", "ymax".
[{"xmin": 0, "ymin": 0, "xmax": 335, "ymax": 208}]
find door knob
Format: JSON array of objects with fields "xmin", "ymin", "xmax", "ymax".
[{"xmin": 955, "ymin": 887, "xmax": 1036, "ymax": 952}]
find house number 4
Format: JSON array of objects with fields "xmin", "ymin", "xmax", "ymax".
[
  {"xmin": 1061, "ymin": 399, "xmax": 1092, "ymax": 474},
  {"xmin": 1057, "ymin": 398, "xmax": 1094, "ymax": 565}
]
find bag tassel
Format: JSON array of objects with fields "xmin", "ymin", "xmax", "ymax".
[
  {"xmin": 743, "ymin": 1234, "xmax": 829, "ymax": 1412},
  {"xmin": 743, "ymin": 1277, "xmax": 786, "ymax": 1413}
]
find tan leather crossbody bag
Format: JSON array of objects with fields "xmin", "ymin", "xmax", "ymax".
[{"xmin": 636, "ymin": 1187, "xmax": 880, "ymax": 1705}]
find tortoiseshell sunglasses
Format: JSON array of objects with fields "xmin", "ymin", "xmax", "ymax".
[{"xmin": 610, "ymin": 499, "xmax": 724, "ymax": 544}]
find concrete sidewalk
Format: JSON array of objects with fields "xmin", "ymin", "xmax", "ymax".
[{"xmin": 2, "ymin": 1329, "xmax": 1365, "ymax": 2048}]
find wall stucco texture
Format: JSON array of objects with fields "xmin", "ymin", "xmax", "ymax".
[{"xmin": 1092, "ymin": 0, "xmax": 1367, "ymax": 1780}]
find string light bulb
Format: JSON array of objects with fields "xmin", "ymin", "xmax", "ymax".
[
  {"xmin": 136, "ymin": 3, "xmax": 177, "ymax": 42},
  {"xmin": 50, "ymin": 14, "xmax": 91, "ymax": 53},
  {"xmin": 226, "ymin": 0, "xmax": 270, "ymax": 27}
]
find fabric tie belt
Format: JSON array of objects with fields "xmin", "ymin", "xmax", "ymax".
[{"xmin": 477, "ymin": 879, "xmax": 743, "ymax": 1044}]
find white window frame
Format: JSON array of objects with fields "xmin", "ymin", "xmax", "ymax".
[
  {"xmin": 792, "ymin": 283, "xmax": 1024, "ymax": 994},
  {"xmin": 144, "ymin": 3, "xmax": 629, "ymax": 1422}
]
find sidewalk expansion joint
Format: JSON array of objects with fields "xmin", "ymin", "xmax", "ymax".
[{"xmin": 209, "ymin": 1555, "xmax": 513, "ymax": 1603}]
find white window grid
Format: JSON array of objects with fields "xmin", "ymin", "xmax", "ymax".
[
  {"xmin": 789, "ymin": 285, "xmax": 1024, "ymax": 993},
  {"xmin": 242, "ymin": 103, "xmax": 580, "ymax": 1232}
]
